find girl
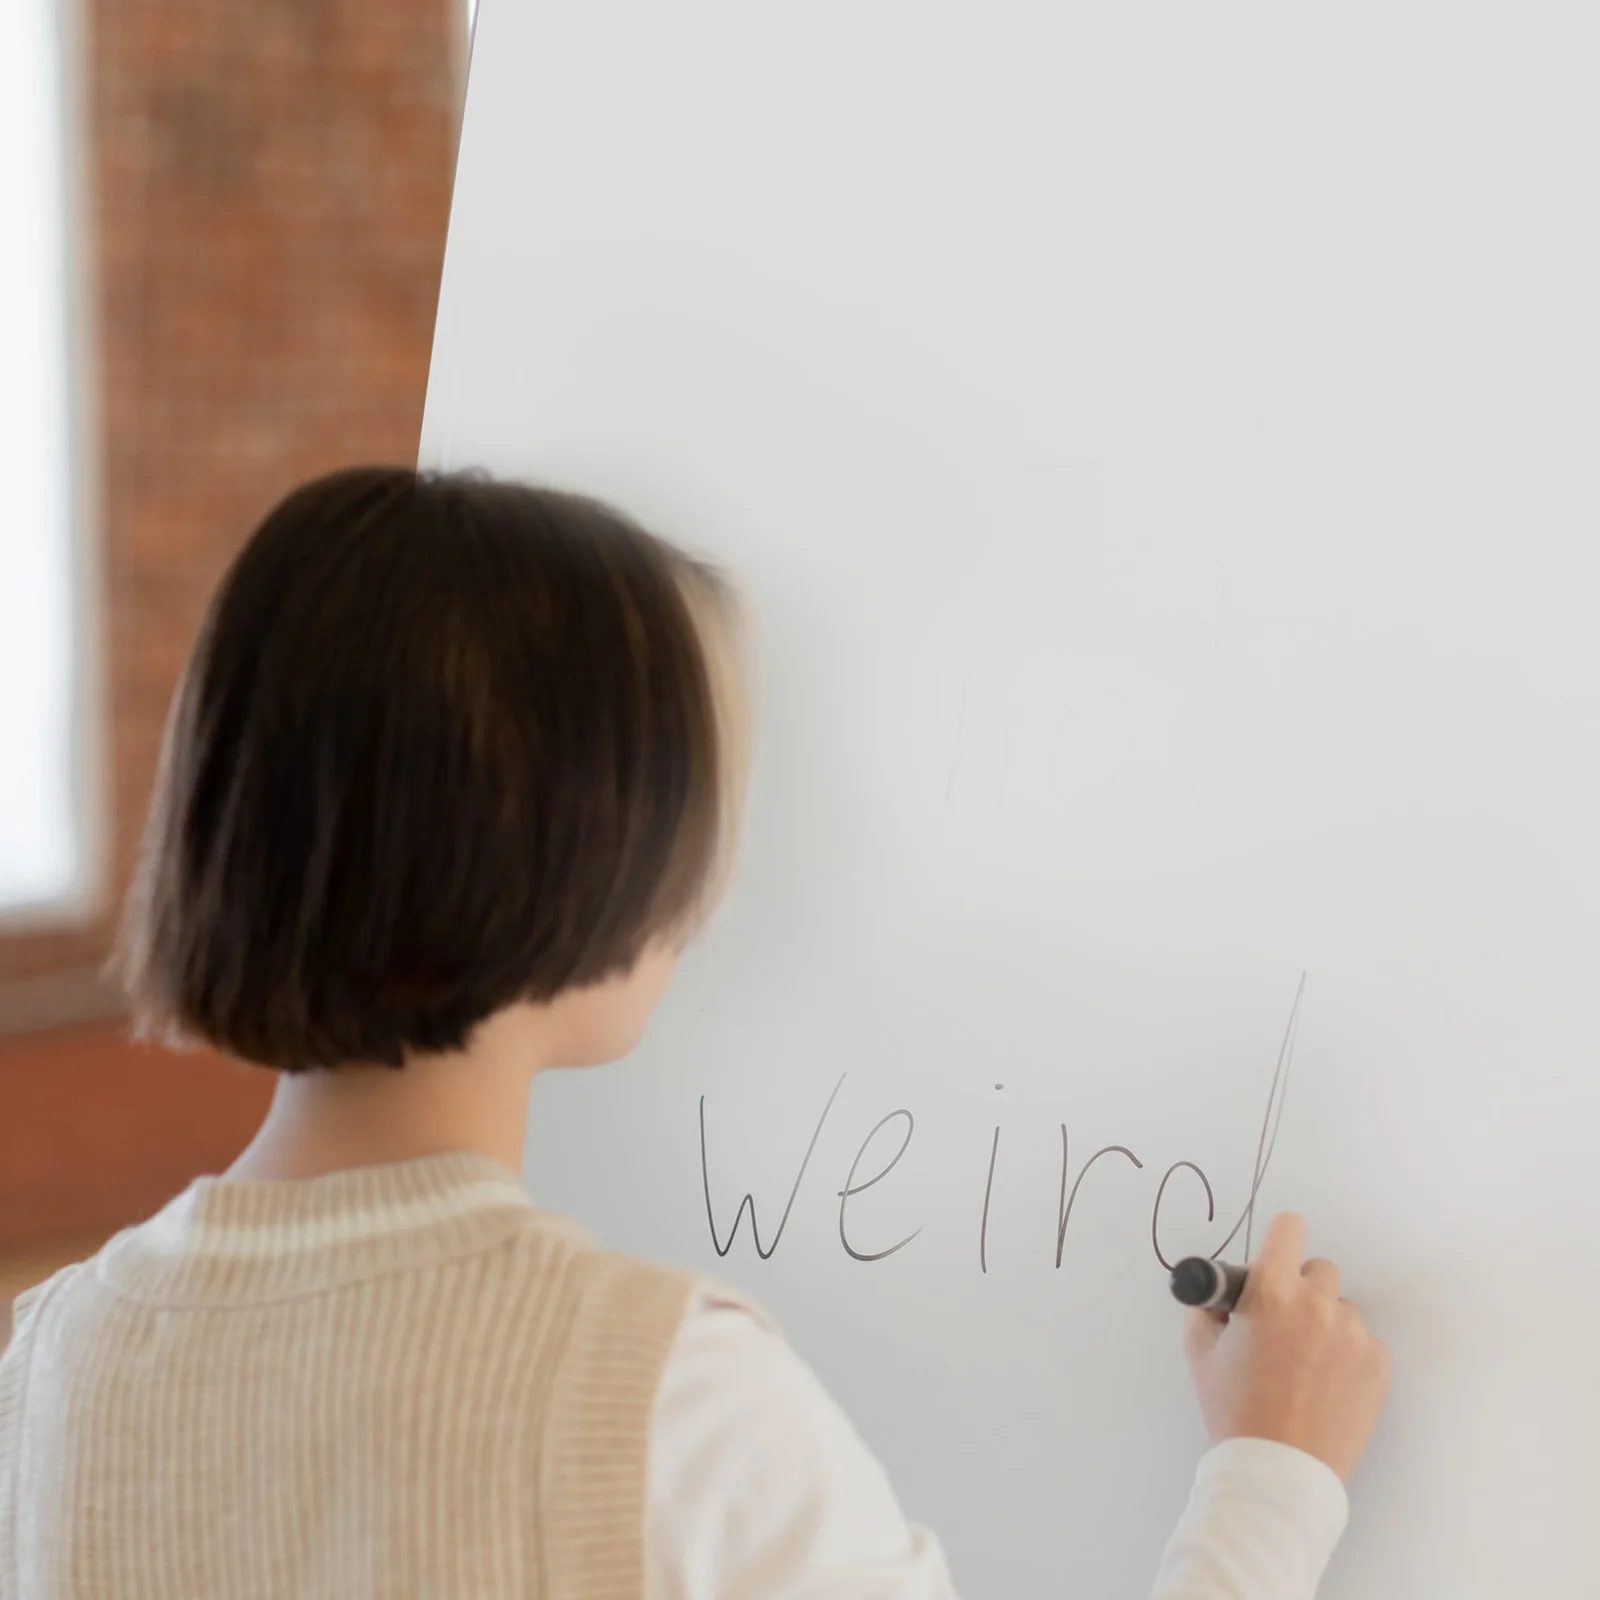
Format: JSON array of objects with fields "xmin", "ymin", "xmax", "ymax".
[{"xmin": 0, "ymin": 466, "xmax": 1386, "ymax": 1597}]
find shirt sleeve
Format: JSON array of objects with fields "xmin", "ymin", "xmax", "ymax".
[
  {"xmin": 646, "ymin": 1296, "xmax": 1348, "ymax": 1600},
  {"xmin": 1150, "ymin": 1437, "xmax": 1349, "ymax": 1598},
  {"xmin": 646, "ymin": 1295, "xmax": 958, "ymax": 1599}
]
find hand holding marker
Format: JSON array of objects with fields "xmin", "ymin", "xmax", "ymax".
[{"xmin": 1174, "ymin": 1213, "xmax": 1391, "ymax": 1483}]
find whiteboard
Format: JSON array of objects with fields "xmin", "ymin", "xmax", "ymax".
[{"xmin": 422, "ymin": 6, "xmax": 1600, "ymax": 1594}]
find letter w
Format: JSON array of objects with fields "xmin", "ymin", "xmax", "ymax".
[{"xmin": 699, "ymin": 1075, "xmax": 845, "ymax": 1259}]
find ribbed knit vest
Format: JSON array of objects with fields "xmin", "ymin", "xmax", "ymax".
[{"xmin": 0, "ymin": 1152, "xmax": 702, "ymax": 1599}]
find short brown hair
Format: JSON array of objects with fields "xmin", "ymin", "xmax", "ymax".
[{"xmin": 118, "ymin": 465, "xmax": 741, "ymax": 1070}]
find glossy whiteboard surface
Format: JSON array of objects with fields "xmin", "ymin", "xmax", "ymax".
[{"xmin": 423, "ymin": 7, "xmax": 1600, "ymax": 1593}]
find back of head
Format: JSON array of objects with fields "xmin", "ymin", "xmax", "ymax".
[{"xmin": 118, "ymin": 465, "xmax": 742, "ymax": 1071}]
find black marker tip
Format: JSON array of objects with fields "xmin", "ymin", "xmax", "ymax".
[
  {"xmin": 1169, "ymin": 1257, "xmax": 1220, "ymax": 1307},
  {"xmin": 1170, "ymin": 1257, "xmax": 1248, "ymax": 1313}
]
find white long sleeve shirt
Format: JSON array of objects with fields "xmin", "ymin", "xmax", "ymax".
[{"xmin": 648, "ymin": 1296, "xmax": 1349, "ymax": 1598}]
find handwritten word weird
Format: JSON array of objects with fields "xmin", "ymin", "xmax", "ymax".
[{"xmin": 698, "ymin": 979, "xmax": 1305, "ymax": 1275}]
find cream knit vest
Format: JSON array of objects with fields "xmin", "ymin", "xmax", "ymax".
[{"xmin": 0, "ymin": 1153, "xmax": 701, "ymax": 1599}]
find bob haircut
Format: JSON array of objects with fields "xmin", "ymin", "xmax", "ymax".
[{"xmin": 118, "ymin": 465, "xmax": 743, "ymax": 1071}]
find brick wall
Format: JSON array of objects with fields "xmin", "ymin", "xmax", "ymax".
[{"xmin": 0, "ymin": 0, "xmax": 463, "ymax": 1249}]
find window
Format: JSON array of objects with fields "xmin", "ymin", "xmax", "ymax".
[{"xmin": 0, "ymin": 3, "xmax": 95, "ymax": 917}]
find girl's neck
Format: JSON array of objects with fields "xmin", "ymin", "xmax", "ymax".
[{"xmin": 225, "ymin": 1007, "xmax": 547, "ymax": 1182}]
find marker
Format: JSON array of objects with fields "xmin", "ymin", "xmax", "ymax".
[{"xmin": 1169, "ymin": 1257, "xmax": 1248, "ymax": 1313}]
